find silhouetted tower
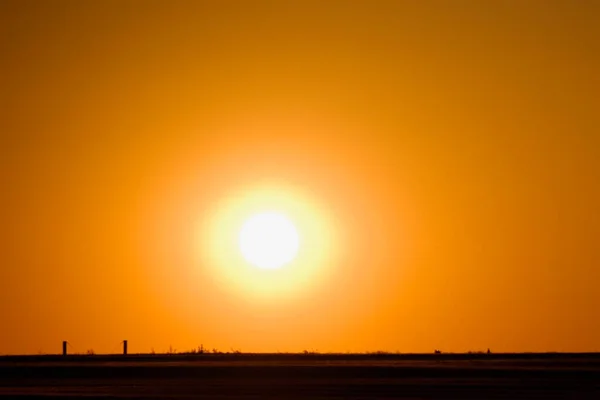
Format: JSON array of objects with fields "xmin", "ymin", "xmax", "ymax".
[
  {"xmin": 123, "ymin": 340, "xmax": 128, "ymax": 355},
  {"xmin": 62, "ymin": 341, "xmax": 67, "ymax": 356}
]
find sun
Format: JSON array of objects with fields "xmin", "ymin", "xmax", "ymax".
[
  {"xmin": 239, "ymin": 211, "xmax": 300, "ymax": 270},
  {"xmin": 199, "ymin": 185, "xmax": 337, "ymax": 300}
]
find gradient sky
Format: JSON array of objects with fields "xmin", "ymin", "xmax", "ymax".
[{"xmin": 1, "ymin": 0, "xmax": 599, "ymax": 355}]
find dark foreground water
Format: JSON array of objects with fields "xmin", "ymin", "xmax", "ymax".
[{"xmin": 1, "ymin": 353, "xmax": 599, "ymax": 399}]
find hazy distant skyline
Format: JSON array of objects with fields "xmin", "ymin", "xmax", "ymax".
[{"xmin": 1, "ymin": 0, "xmax": 599, "ymax": 355}]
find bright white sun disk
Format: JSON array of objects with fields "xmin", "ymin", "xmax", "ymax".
[{"xmin": 239, "ymin": 212, "xmax": 299, "ymax": 269}]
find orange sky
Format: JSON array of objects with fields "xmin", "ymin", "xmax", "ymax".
[{"xmin": 1, "ymin": 0, "xmax": 599, "ymax": 355}]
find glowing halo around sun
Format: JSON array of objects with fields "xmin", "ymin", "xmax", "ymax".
[
  {"xmin": 198, "ymin": 185, "xmax": 338, "ymax": 301},
  {"xmin": 239, "ymin": 212, "xmax": 300, "ymax": 270}
]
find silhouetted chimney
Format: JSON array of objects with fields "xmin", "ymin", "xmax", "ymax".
[
  {"xmin": 62, "ymin": 341, "xmax": 67, "ymax": 356},
  {"xmin": 123, "ymin": 340, "xmax": 128, "ymax": 355}
]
